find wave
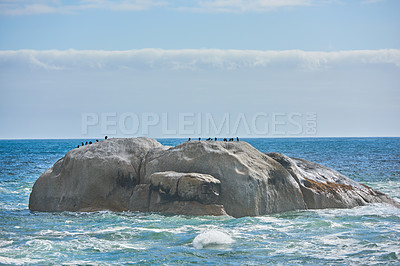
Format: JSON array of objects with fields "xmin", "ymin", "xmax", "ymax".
[
  {"xmin": 0, "ymin": 256, "xmax": 43, "ymax": 265},
  {"xmin": 192, "ymin": 229, "xmax": 235, "ymax": 249}
]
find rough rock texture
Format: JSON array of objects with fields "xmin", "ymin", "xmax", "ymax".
[
  {"xmin": 147, "ymin": 171, "xmax": 226, "ymax": 216},
  {"xmin": 29, "ymin": 137, "xmax": 399, "ymax": 217},
  {"xmin": 267, "ymin": 152, "xmax": 400, "ymax": 210},
  {"xmin": 140, "ymin": 141, "xmax": 306, "ymax": 217},
  {"xmin": 29, "ymin": 138, "xmax": 164, "ymax": 212},
  {"xmin": 150, "ymin": 171, "xmax": 221, "ymax": 204}
]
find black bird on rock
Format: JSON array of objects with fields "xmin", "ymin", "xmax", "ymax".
[
  {"xmin": 105, "ymin": 136, "xmax": 108, "ymax": 140},
  {"xmin": 237, "ymin": 137, "xmax": 239, "ymax": 141}
]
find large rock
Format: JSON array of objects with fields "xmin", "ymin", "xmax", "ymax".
[{"xmin": 29, "ymin": 137, "xmax": 399, "ymax": 217}]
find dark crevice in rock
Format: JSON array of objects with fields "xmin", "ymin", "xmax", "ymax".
[
  {"xmin": 176, "ymin": 176, "xmax": 182, "ymax": 200},
  {"xmin": 147, "ymin": 189, "xmax": 152, "ymax": 212},
  {"xmin": 361, "ymin": 183, "xmax": 385, "ymax": 196},
  {"xmin": 354, "ymin": 191, "xmax": 369, "ymax": 205},
  {"xmin": 116, "ymin": 171, "xmax": 136, "ymax": 189},
  {"xmin": 137, "ymin": 158, "xmax": 143, "ymax": 185}
]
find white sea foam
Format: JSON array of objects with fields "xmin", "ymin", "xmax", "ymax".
[
  {"xmin": 317, "ymin": 203, "xmax": 400, "ymax": 218},
  {"xmin": 37, "ymin": 226, "xmax": 132, "ymax": 237},
  {"xmin": 0, "ymin": 240, "xmax": 13, "ymax": 247},
  {"xmin": 135, "ymin": 225, "xmax": 193, "ymax": 234},
  {"xmin": 0, "ymin": 256, "xmax": 43, "ymax": 265},
  {"xmin": 135, "ymin": 227, "xmax": 174, "ymax": 233},
  {"xmin": 118, "ymin": 242, "xmax": 147, "ymax": 250},
  {"xmin": 192, "ymin": 229, "xmax": 235, "ymax": 249},
  {"xmin": 25, "ymin": 239, "xmax": 53, "ymax": 251},
  {"xmin": 92, "ymin": 226, "xmax": 131, "ymax": 234},
  {"xmin": 61, "ymin": 260, "xmax": 93, "ymax": 265}
]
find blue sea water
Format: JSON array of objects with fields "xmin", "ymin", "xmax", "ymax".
[{"xmin": 0, "ymin": 138, "xmax": 399, "ymax": 265}]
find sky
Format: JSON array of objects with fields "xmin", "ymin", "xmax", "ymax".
[{"xmin": 0, "ymin": 0, "xmax": 399, "ymax": 139}]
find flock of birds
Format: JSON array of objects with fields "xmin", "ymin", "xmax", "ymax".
[
  {"xmin": 77, "ymin": 136, "xmax": 240, "ymax": 149},
  {"xmin": 77, "ymin": 136, "xmax": 108, "ymax": 148},
  {"xmin": 188, "ymin": 137, "xmax": 240, "ymax": 142}
]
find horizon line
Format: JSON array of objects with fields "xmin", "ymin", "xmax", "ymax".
[{"xmin": 1, "ymin": 136, "xmax": 400, "ymax": 141}]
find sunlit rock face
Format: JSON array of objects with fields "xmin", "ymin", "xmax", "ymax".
[
  {"xmin": 29, "ymin": 138, "xmax": 399, "ymax": 217},
  {"xmin": 267, "ymin": 152, "xmax": 399, "ymax": 210}
]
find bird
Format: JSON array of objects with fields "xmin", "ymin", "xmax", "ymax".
[
  {"xmin": 188, "ymin": 138, "xmax": 191, "ymax": 141},
  {"xmin": 77, "ymin": 145, "xmax": 80, "ymax": 148},
  {"xmin": 198, "ymin": 137, "xmax": 201, "ymax": 141},
  {"xmin": 237, "ymin": 137, "xmax": 239, "ymax": 141},
  {"xmin": 223, "ymin": 138, "xmax": 227, "ymax": 142},
  {"xmin": 82, "ymin": 142, "xmax": 84, "ymax": 146},
  {"xmin": 85, "ymin": 141, "xmax": 88, "ymax": 145},
  {"xmin": 96, "ymin": 140, "xmax": 99, "ymax": 142},
  {"xmin": 215, "ymin": 137, "xmax": 217, "ymax": 141},
  {"xmin": 105, "ymin": 136, "xmax": 108, "ymax": 140},
  {"xmin": 89, "ymin": 141, "xmax": 92, "ymax": 144}
]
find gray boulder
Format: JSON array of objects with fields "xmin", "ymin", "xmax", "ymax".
[{"xmin": 29, "ymin": 137, "xmax": 399, "ymax": 217}]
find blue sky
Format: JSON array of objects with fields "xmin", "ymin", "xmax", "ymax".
[
  {"xmin": 0, "ymin": 0, "xmax": 399, "ymax": 138},
  {"xmin": 1, "ymin": 0, "xmax": 399, "ymax": 50}
]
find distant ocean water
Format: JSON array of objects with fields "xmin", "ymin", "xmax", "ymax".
[{"xmin": 0, "ymin": 138, "xmax": 399, "ymax": 265}]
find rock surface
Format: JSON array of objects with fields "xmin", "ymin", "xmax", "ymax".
[
  {"xmin": 29, "ymin": 137, "xmax": 399, "ymax": 217},
  {"xmin": 29, "ymin": 137, "xmax": 163, "ymax": 212},
  {"xmin": 150, "ymin": 171, "xmax": 221, "ymax": 205},
  {"xmin": 267, "ymin": 152, "xmax": 399, "ymax": 209}
]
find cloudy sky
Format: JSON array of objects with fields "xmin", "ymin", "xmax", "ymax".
[{"xmin": 0, "ymin": 0, "xmax": 399, "ymax": 139}]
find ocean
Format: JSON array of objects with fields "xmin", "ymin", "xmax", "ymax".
[{"xmin": 0, "ymin": 138, "xmax": 399, "ymax": 265}]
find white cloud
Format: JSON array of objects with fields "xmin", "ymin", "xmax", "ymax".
[
  {"xmin": 182, "ymin": 0, "xmax": 314, "ymax": 13},
  {"xmin": 0, "ymin": 0, "xmax": 166, "ymax": 15},
  {"xmin": 4, "ymin": 0, "xmax": 388, "ymax": 15},
  {"xmin": 1, "ymin": 49, "xmax": 399, "ymax": 71},
  {"xmin": 1, "ymin": 48, "xmax": 399, "ymax": 139},
  {"xmin": 0, "ymin": 0, "xmax": 336, "ymax": 15},
  {"xmin": 361, "ymin": 0, "xmax": 385, "ymax": 4}
]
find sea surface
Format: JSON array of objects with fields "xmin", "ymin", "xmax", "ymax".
[{"xmin": 0, "ymin": 138, "xmax": 399, "ymax": 265}]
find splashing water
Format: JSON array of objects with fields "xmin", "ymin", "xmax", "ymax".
[{"xmin": 192, "ymin": 229, "xmax": 235, "ymax": 249}]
